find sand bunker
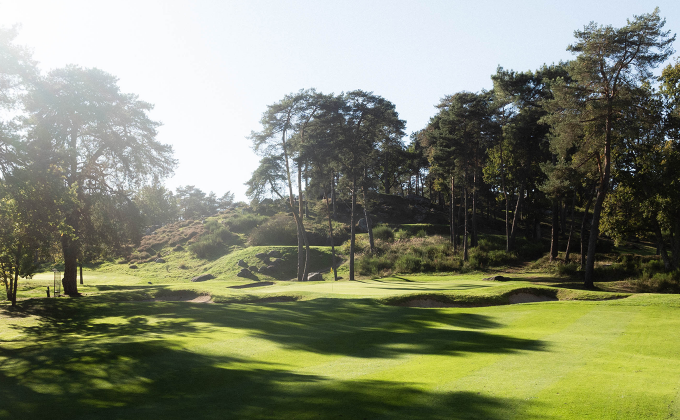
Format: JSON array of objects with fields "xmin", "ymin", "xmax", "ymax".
[
  {"xmin": 256, "ymin": 296, "xmax": 299, "ymax": 303},
  {"xmin": 228, "ymin": 281, "xmax": 274, "ymax": 289},
  {"xmin": 401, "ymin": 299, "xmax": 474, "ymax": 308},
  {"xmin": 396, "ymin": 292, "xmax": 558, "ymax": 308},
  {"xmin": 508, "ymin": 293, "xmax": 558, "ymax": 304},
  {"xmin": 152, "ymin": 294, "xmax": 213, "ymax": 303}
]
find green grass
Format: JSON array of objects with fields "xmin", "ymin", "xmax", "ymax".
[{"xmin": 1, "ymin": 271, "xmax": 680, "ymax": 419}]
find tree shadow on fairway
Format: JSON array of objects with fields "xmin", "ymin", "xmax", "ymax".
[
  {"xmin": 11, "ymin": 297, "xmax": 545, "ymax": 361},
  {"xmin": 0, "ymin": 338, "xmax": 545, "ymax": 420},
  {"xmin": 1, "ymin": 299, "xmax": 549, "ymax": 419}
]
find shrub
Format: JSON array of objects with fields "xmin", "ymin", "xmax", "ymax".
[
  {"xmin": 395, "ymin": 255, "xmax": 421, "ymax": 273},
  {"xmin": 555, "ymin": 262, "xmax": 578, "ymax": 276},
  {"xmin": 226, "ymin": 213, "xmax": 268, "ymax": 234},
  {"xmin": 635, "ymin": 270, "xmax": 680, "ymax": 293},
  {"xmin": 487, "ymin": 249, "xmax": 516, "ymax": 266},
  {"xmin": 188, "ymin": 224, "xmax": 240, "ymax": 259},
  {"xmin": 248, "ymin": 213, "xmax": 298, "ymax": 246},
  {"xmin": 466, "ymin": 248, "xmax": 490, "ymax": 270},
  {"xmin": 372, "ymin": 225, "xmax": 394, "ymax": 241},
  {"xmin": 358, "ymin": 255, "xmax": 394, "ymax": 276}
]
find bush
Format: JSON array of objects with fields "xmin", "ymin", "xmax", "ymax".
[
  {"xmin": 557, "ymin": 262, "xmax": 579, "ymax": 276},
  {"xmin": 358, "ymin": 255, "xmax": 394, "ymax": 276},
  {"xmin": 395, "ymin": 255, "xmax": 421, "ymax": 273},
  {"xmin": 248, "ymin": 213, "xmax": 298, "ymax": 246},
  {"xmin": 466, "ymin": 248, "xmax": 490, "ymax": 270},
  {"xmin": 188, "ymin": 223, "xmax": 241, "ymax": 259},
  {"xmin": 372, "ymin": 225, "xmax": 394, "ymax": 241},
  {"xmin": 226, "ymin": 214, "xmax": 268, "ymax": 234},
  {"xmin": 635, "ymin": 270, "xmax": 680, "ymax": 293}
]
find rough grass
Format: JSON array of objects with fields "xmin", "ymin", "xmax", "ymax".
[{"xmin": 1, "ymin": 272, "xmax": 679, "ymax": 419}]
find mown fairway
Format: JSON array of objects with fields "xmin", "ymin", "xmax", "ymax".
[{"xmin": 2, "ymin": 275, "xmax": 680, "ymax": 419}]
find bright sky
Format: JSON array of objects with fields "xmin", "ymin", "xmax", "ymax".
[{"xmin": 1, "ymin": 0, "xmax": 679, "ymax": 201}]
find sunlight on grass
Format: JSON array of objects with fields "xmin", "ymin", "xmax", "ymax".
[{"xmin": 1, "ymin": 272, "xmax": 679, "ymax": 419}]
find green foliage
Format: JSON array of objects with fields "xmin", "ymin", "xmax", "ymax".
[
  {"xmin": 248, "ymin": 213, "xmax": 298, "ymax": 246},
  {"xmin": 188, "ymin": 221, "xmax": 240, "ymax": 259},
  {"xmin": 372, "ymin": 225, "xmax": 394, "ymax": 241},
  {"xmin": 635, "ymin": 270, "xmax": 680, "ymax": 293},
  {"xmin": 225, "ymin": 213, "xmax": 268, "ymax": 234},
  {"xmin": 395, "ymin": 254, "xmax": 421, "ymax": 273}
]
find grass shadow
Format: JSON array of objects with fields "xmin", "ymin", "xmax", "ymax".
[{"xmin": 0, "ymin": 297, "xmax": 548, "ymax": 419}]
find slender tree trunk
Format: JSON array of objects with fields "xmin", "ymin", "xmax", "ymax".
[
  {"xmin": 11, "ymin": 249, "xmax": 20, "ymax": 306},
  {"xmin": 565, "ymin": 192, "xmax": 577, "ymax": 263},
  {"xmin": 463, "ymin": 187, "xmax": 469, "ymax": 262},
  {"xmin": 458, "ymin": 192, "xmax": 464, "ymax": 245},
  {"xmin": 349, "ymin": 176, "xmax": 357, "ymax": 280},
  {"xmin": 504, "ymin": 189, "xmax": 510, "ymax": 252},
  {"xmin": 2, "ymin": 265, "xmax": 9, "ymax": 300},
  {"xmin": 580, "ymin": 197, "xmax": 593, "ymax": 271},
  {"xmin": 324, "ymin": 189, "xmax": 338, "ymax": 281},
  {"xmin": 471, "ymin": 170, "xmax": 478, "ymax": 247},
  {"xmin": 550, "ymin": 199, "xmax": 560, "ymax": 262},
  {"xmin": 560, "ymin": 199, "xmax": 567, "ymax": 234},
  {"xmin": 509, "ymin": 182, "xmax": 525, "ymax": 251},
  {"xmin": 297, "ymin": 165, "xmax": 305, "ymax": 281},
  {"xmin": 671, "ymin": 217, "xmax": 680, "ymax": 269},
  {"xmin": 332, "ymin": 174, "xmax": 337, "ymax": 220},
  {"xmin": 450, "ymin": 176, "xmax": 456, "ymax": 250},
  {"xmin": 79, "ymin": 261, "xmax": 83, "ymax": 285},
  {"xmin": 652, "ymin": 217, "xmax": 673, "ymax": 271},
  {"xmin": 362, "ymin": 178, "xmax": 375, "ymax": 254}
]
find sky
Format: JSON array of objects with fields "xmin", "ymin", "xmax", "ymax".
[{"xmin": 1, "ymin": 0, "xmax": 679, "ymax": 201}]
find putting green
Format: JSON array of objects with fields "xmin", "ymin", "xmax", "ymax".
[{"xmin": 1, "ymin": 275, "xmax": 679, "ymax": 419}]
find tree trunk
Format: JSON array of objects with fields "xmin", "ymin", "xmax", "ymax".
[
  {"xmin": 324, "ymin": 189, "xmax": 338, "ymax": 281},
  {"xmin": 363, "ymin": 181, "xmax": 375, "ymax": 254},
  {"xmin": 509, "ymin": 182, "xmax": 525, "ymax": 251},
  {"xmin": 61, "ymin": 233, "xmax": 79, "ymax": 296},
  {"xmin": 450, "ymin": 176, "xmax": 456, "ymax": 250},
  {"xmin": 564, "ymin": 191, "xmax": 577, "ymax": 263},
  {"xmin": 349, "ymin": 176, "xmax": 357, "ymax": 280},
  {"xmin": 296, "ymin": 222, "xmax": 304, "ymax": 281},
  {"xmin": 2, "ymin": 265, "xmax": 9, "ymax": 300},
  {"xmin": 652, "ymin": 217, "xmax": 673, "ymax": 271},
  {"xmin": 471, "ymin": 170, "xmax": 478, "ymax": 247},
  {"xmin": 585, "ymin": 177, "xmax": 609, "ymax": 287},
  {"xmin": 580, "ymin": 197, "xmax": 593, "ymax": 271},
  {"xmin": 297, "ymin": 165, "xmax": 305, "ymax": 281},
  {"xmin": 549, "ymin": 199, "xmax": 559, "ymax": 261},
  {"xmin": 79, "ymin": 261, "xmax": 83, "ymax": 285},
  {"xmin": 463, "ymin": 187, "xmax": 469, "ymax": 262},
  {"xmin": 332, "ymin": 174, "xmax": 337, "ymax": 220},
  {"xmin": 584, "ymin": 103, "xmax": 614, "ymax": 288},
  {"xmin": 560, "ymin": 199, "xmax": 567, "ymax": 234},
  {"xmin": 671, "ymin": 217, "xmax": 680, "ymax": 269}
]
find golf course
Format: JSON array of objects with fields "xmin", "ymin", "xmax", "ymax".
[
  {"xmin": 3, "ymin": 5, "xmax": 680, "ymax": 419},
  {"xmin": 2, "ymin": 269, "xmax": 680, "ymax": 419}
]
